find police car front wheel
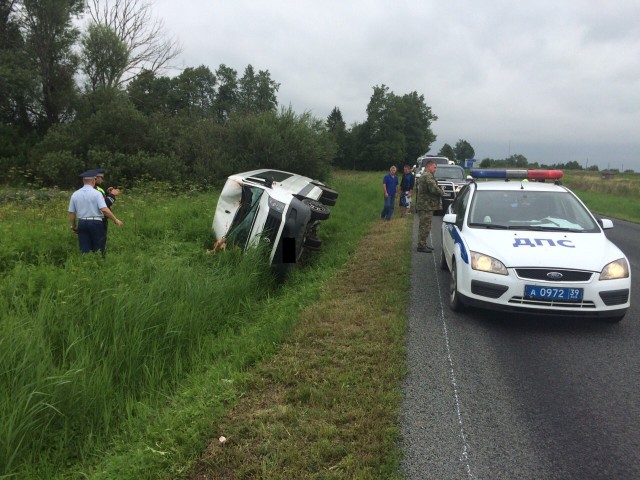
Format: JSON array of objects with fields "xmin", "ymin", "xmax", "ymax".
[{"xmin": 449, "ymin": 259, "xmax": 465, "ymax": 312}]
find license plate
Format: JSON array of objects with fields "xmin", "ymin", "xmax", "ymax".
[{"xmin": 524, "ymin": 285, "xmax": 583, "ymax": 301}]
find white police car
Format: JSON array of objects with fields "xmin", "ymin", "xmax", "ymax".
[
  {"xmin": 440, "ymin": 169, "xmax": 630, "ymax": 322},
  {"xmin": 212, "ymin": 169, "xmax": 338, "ymax": 279}
]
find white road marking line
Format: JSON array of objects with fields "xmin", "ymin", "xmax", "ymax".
[{"xmin": 431, "ymin": 236, "xmax": 474, "ymax": 479}]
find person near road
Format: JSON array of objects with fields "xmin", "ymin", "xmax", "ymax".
[
  {"xmin": 92, "ymin": 168, "xmax": 121, "ymax": 252},
  {"xmin": 381, "ymin": 165, "xmax": 399, "ymax": 221},
  {"xmin": 399, "ymin": 165, "xmax": 415, "ymax": 217},
  {"xmin": 416, "ymin": 160, "xmax": 444, "ymax": 252},
  {"xmin": 68, "ymin": 170, "xmax": 123, "ymax": 255}
]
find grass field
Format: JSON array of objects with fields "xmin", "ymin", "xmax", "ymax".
[
  {"xmin": 1, "ymin": 168, "xmax": 637, "ymax": 478},
  {"xmin": 562, "ymin": 170, "xmax": 640, "ymax": 223},
  {"xmin": 0, "ymin": 171, "xmax": 409, "ymax": 479}
]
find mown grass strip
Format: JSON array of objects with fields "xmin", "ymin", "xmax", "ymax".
[{"xmin": 187, "ymin": 215, "xmax": 412, "ymax": 479}]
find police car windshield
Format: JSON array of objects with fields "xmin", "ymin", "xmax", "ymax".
[{"xmin": 468, "ymin": 190, "xmax": 600, "ymax": 232}]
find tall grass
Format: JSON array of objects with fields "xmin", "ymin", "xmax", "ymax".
[
  {"xmin": 0, "ymin": 171, "xmax": 384, "ymax": 478},
  {"xmin": 563, "ymin": 171, "xmax": 640, "ymax": 223},
  {"xmin": 0, "ymin": 187, "xmax": 274, "ymax": 476}
]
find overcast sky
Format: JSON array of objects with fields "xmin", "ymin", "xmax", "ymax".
[{"xmin": 153, "ymin": 0, "xmax": 640, "ymax": 170}]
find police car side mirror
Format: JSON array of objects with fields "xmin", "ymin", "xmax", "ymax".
[
  {"xmin": 443, "ymin": 213, "xmax": 457, "ymax": 224},
  {"xmin": 598, "ymin": 218, "xmax": 614, "ymax": 230}
]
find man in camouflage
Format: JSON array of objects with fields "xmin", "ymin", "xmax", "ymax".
[{"xmin": 416, "ymin": 159, "xmax": 444, "ymax": 252}]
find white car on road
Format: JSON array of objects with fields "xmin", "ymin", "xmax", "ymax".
[
  {"xmin": 414, "ymin": 154, "xmax": 452, "ymax": 178},
  {"xmin": 440, "ymin": 169, "xmax": 630, "ymax": 322}
]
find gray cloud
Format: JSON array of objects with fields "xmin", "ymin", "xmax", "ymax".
[{"xmin": 154, "ymin": 0, "xmax": 640, "ymax": 170}]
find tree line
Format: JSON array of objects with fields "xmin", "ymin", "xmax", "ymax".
[
  {"xmin": 478, "ymin": 155, "xmax": 609, "ymax": 172},
  {"xmin": 1, "ymin": 0, "xmax": 447, "ymax": 189}
]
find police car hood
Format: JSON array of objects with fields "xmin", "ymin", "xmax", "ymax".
[{"xmin": 464, "ymin": 228, "xmax": 624, "ymax": 271}]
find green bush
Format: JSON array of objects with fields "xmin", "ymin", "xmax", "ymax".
[
  {"xmin": 222, "ymin": 108, "xmax": 335, "ymax": 181},
  {"xmin": 37, "ymin": 151, "xmax": 85, "ymax": 187},
  {"xmin": 5, "ymin": 96, "xmax": 336, "ymax": 190}
]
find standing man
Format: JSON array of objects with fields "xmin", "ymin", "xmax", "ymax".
[
  {"xmin": 93, "ymin": 168, "xmax": 121, "ymax": 252},
  {"xmin": 381, "ymin": 165, "xmax": 399, "ymax": 221},
  {"xmin": 399, "ymin": 165, "xmax": 415, "ymax": 217},
  {"xmin": 69, "ymin": 170, "xmax": 123, "ymax": 255},
  {"xmin": 416, "ymin": 160, "xmax": 444, "ymax": 252}
]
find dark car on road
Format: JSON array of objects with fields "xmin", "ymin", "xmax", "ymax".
[{"xmin": 434, "ymin": 164, "xmax": 468, "ymax": 214}]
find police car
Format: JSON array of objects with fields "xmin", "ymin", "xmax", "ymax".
[
  {"xmin": 212, "ymin": 169, "xmax": 338, "ymax": 278},
  {"xmin": 440, "ymin": 169, "xmax": 630, "ymax": 322}
]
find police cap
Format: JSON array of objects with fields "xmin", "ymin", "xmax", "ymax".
[{"xmin": 79, "ymin": 169, "xmax": 97, "ymax": 179}]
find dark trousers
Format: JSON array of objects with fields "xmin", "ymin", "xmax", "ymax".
[
  {"xmin": 78, "ymin": 220, "xmax": 106, "ymax": 255},
  {"xmin": 381, "ymin": 195, "xmax": 395, "ymax": 220},
  {"xmin": 417, "ymin": 209, "xmax": 434, "ymax": 249},
  {"xmin": 102, "ymin": 219, "xmax": 109, "ymax": 253}
]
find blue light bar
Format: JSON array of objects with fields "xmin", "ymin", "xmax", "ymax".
[{"xmin": 470, "ymin": 169, "xmax": 564, "ymax": 180}]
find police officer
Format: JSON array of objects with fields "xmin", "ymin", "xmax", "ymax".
[
  {"xmin": 416, "ymin": 159, "xmax": 444, "ymax": 252},
  {"xmin": 68, "ymin": 170, "xmax": 123, "ymax": 255},
  {"xmin": 92, "ymin": 168, "xmax": 121, "ymax": 251}
]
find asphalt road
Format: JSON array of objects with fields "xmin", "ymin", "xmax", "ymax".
[{"xmin": 401, "ymin": 215, "xmax": 640, "ymax": 480}]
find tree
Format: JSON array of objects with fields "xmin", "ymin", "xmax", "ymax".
[
  {"xmin": 254, "ymin": 68, "xmax": 279, "ymax": 113},
  {"xmin": 507, "ymin": 154, "xmax": 528, "ymax": 168},
  {"xmin": 354, "ymin": 85, "xmax": 437, "ymax": 170},
  {"xmin": 168, "ymin": 65, "xmax": 216, "ymax": 117},
  {"xmin": 357, "ymin": 85, "xmax": 404, "ymax": 170},
  {"xmin": 326, "ymin": 106, "xmax": 348, "ymax": 167},
  {"xmin": 1, "ymin": 0, "xmax": 38, "ymax": 133},
  {"xmin": 81, "ymin": 23, "xmax": 129, "ymax": 91},
  {"xmin": 397, "ymin": 91, "xmax": 437, "ymax": 163},
  {"xmin": 126, "ymin": 68, "xmax": 172, "ymax": 115},
  {"xmin": 438, "ymin": 143, "xmax": 456, "ymax": 164},
  {"xmin": 19, "ymin": 0, "xmax": 85, "ymax": 128},
  {"xmin": 478, "ymin": 154, "xmax": 529, "ymax": 168},
  {"xmin": 214, "ymin": 63, "xmax": 238, "ymax": 121},
  {"xmin": 454, "ymin": 139, "xmax": 475, "ymax": 163},
  {"xmin": 563, "ymin": 160, "xmax": 582, "ymax": 170},
  {"xmin": 237, "ymin": 64, "xmax": 256, "ymax": 114},
  {"xmin": 237, "ymin": 64, "xmax": 279, "ymax": 115},
  {"xmin": 326, "ymin": 106, "xmax": 345, "ymax": 133},
  {"xmin": 87, "ymin": 0, "xmax": 181, "ymax": 85}
]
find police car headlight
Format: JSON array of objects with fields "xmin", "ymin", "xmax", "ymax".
[
  {"xmin": 470, "ymin": 251, "xmax": 508, "ymax": 275},
  {"xmin": 268, "ymin": 197, "xmax": 286, "ymax": 213},
  {"xmin": 599, "ymin": 258, "xmax": 629, "ymax": 280}
]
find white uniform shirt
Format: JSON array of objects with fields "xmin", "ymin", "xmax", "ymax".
[{"xmin": 68, "ymin": 185, "xmax": 107, "ymax": 218}]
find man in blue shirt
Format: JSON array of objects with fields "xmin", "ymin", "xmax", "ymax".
[
  {"xmin": 399, "ymin": 165, "xmax": 415, "ymax": 217},
  {"xmin": 381, "ymin": 165, "xmax": 398, "ymax": 221},
  {"xmin": 68, "ymin": 170, "xmax": 123, "ymax": 255}
]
